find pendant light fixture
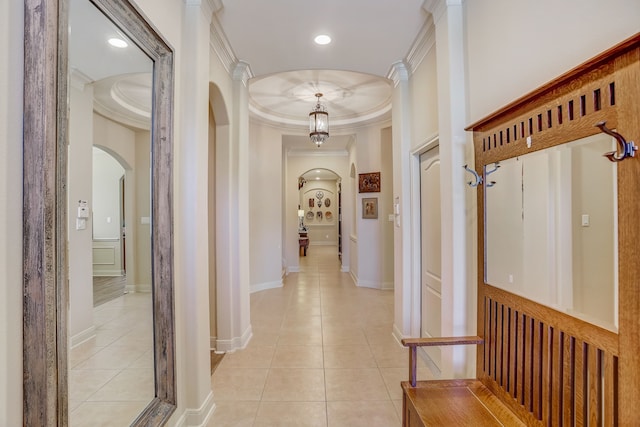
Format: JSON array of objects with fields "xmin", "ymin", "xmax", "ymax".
[{"xmin": 309, "ymin": 93, "xmax": 329, "ymax": 147}]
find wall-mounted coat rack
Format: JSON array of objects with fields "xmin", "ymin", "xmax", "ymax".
[{"xmin": 463, "ymin": 164, "xmax": 482, "ymax": 187}]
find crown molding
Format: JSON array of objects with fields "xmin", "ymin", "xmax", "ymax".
[
  {"xmin": 387, "ymin": 61, "xmax": 409, "ymax": 87},
  {"xmin": 232, "ymin": 61, "xmax": 253, "ymax": 86},
  {"xmin": 287, "ymin": 149, "xmax": 349, "ymax": 158},
  {"xmin": 210, "ymin": 14, "xmax": 239, "ymax": 76},
  {"xmin": 423, "ymin": 0, "xmax": 465, "ymax": 23},
  {"xmin": 70, "ymin": 68, "xmax": 93, "ymax": 90},
  {"xmin": 404, "ymin": 15, "xmax": 436, "ymax": 75}
]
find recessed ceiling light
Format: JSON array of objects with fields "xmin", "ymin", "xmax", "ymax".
[
  {"xmin": 314, "ymin": 34, "xmax": 331, "ymax": 45},
  {"xmin": 108, "ymin": 38, "xmax": 128, "ymax": 48}
]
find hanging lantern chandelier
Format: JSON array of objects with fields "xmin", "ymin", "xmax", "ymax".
[{"xmin": 309, "ymin": 93, "xmax": 329, "ymax": 147}]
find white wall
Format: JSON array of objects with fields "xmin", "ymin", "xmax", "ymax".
[
  {"xmin": 1, "ymin": 0, "xmax": 23, "ymax": 422},
  {"xmin": 92, "ymin": 147, "xmax": 124, "ymax": 239},
  {"xmin": 352, "ymin": 124, "xmax": 394, "ymax": 289},
  {"xmin": 68, "ymin": 83, "xmax": 96, "ymax": 344},
  {"xmin": 249, "ymin": 123, "xmax": 283, "ymax": 292},
  {"xmin": 465, "ymin": 0, "xmax": 640, "ymax": 124}
]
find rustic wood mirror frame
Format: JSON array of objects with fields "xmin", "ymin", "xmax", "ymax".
[
  {"xmin": 466, "ymin": 33, "xmax": 640, "ymax": 424},
  {"xmin": 23, "ymin": 0, "xmax": 176, "ymax": 425}
]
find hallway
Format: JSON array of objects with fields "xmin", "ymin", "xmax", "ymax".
[{"xmin": 209, "ymin": 245, "xmax": 432, "ymax": 426}]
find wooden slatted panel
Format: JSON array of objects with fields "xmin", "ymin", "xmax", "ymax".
[
  {"xmin": 492, "ymin": 300, "xmax": 498, "ymax": 379},
  {"xmin": 575, "ymin": 340, "xmax": 586, "ymax": 426},
  {"xmin": 541, "ymin": 325, "xmax": 551, "ymax": 425},
  {"xmin": 523, "ymin": 316, "xmax": 533, "ymax": 412},
  {"xmin": 551, "ymin": 330, "xmax": 562, "ymax": 426},
  {"xmin": 562, "ymin": 335, "xmax": 575, "ymax": 426},
  {"xmin": 532, "ymin": 320, "xmax": 542, "ymax": 420},
  {"xmin": 508, "ymin": 307, "xmax": 517, "ymax": 397},
  {"xmin": 603, "ymin": 354, "xmax": 617, "ymax": 427},
  {"xmin": 484, "ymin": 296, "xmax": 490, "ymax": 374},
  {"xmin": 517, "ymin": 311, "xmax": 525, "ymax": 405},
  {"xmin": 496, "ymin": 303, "xmax": 504, "ymax": 387},
  {"xmin": 587, "ymin": 346, "xmax": 601, "ymax": 425}
]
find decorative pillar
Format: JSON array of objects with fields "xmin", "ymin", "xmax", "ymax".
[{"xmin": 423, "ymin": 0, "xmax": 475, "ymax": 378}]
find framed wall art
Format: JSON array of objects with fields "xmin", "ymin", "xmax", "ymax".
[
  {"xmin": 359, "ymin": 172, "xmax": 380, "ymax": 193},
  {"xmin": 362, "ymin": 197, "xmax": 378, "ymax": 219}
]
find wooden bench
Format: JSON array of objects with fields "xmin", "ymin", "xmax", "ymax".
[{"xmin": 400, "ymin": 33, "xmax": 640, "ymax": 426}]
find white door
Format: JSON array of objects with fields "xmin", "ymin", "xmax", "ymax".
[{"xmin": 420, "ymin": 146, "xmax": 442, "ymax": 368}]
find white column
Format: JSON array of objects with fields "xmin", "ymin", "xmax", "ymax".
[
  {"xmin": 215, "ymin": 61, "xmax": 252, "ymax": 351},
  {"xmin": 390, "ymin": 62, "xmax": 416, "ymax": 339},
  {"xmin": 174, "ymin": 0, "xmax": 215, "ymax": 421},
  {"xmin": 424, "ymin": 0, "xmax": 476, "ymax": 377}
]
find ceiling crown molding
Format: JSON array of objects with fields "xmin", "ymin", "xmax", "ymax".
[
  {"xmin": 232, "ymin": 61, "xmax": 253, "ymax": 86},
  {"xmin": 404, "ymin": 14, "xmax": 436, "ymax": 75},
  {"xmin": 210, "ymin": 14, "xmax": 239, "ymax": 76},
  {"xmin": 387, "ymin": 61, "xmax": 409, "ymax": 87},
  {"xmin": 423, "ymin": 0, "xmax": 465, "ymax": 23},
  {"xmin": 287, "ymin": 149, "xmax": 349, "ymax": 158},
  {"xmin": 184, "ymin": 0, "xmax": 221, "ymax": 21},
  {"xmin": 70, "ymin": 68, "xmax": 93, "ymax": 90}
]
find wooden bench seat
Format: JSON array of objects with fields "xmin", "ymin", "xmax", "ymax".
[{"xmin": 402, "ymin": 379, "xmax": 524, "ymax": 427}]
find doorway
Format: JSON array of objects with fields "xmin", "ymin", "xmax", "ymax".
[{"xmin": 419, "ymin": 146, "xmax": 442, "ymax": 368}]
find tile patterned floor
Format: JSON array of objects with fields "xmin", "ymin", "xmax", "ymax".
[
  {"xmin": 69, "ymin": 292, "xmax": 154, "ymax": 426},
  {"xmin": 209, "ymin": 245, "xmax": 433, "ymax": 427}
]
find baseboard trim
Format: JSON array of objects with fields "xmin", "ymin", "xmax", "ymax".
[
  {"xmin": 125, "ymin": 284, "xmax": 152, "ymax": 293},
  {"xmin": 173, "ymin": 391, "xmax": 215, "ymax": 427},
  {"xmin": 340, "ymin": 265, "xmax": 350, "ymax": 273},
  {"xmin": 215, "ymin": 324, "xmax": 253, "ymax": 352},
  {"xmin": 70, "ymin": 325, "xmax": 96, "ymax": 348},
  {"xmin": 288, "ymin": 266, "xmax": 301, "ymax": 273},
  {"xmin": 250, "ymin": 280, "xmax": 283, "ymax": 294},
  {"xmin": 381, "ymin": 281, "xmax": 394, "ymax": 290}
]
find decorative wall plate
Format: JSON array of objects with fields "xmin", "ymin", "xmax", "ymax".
[
  {"xmin": 317, "ymin": 200, "xmax": 322, "ymax": 208},
  {"xmin": 316, "ymin": 190, "xmax": 324, "ymax": 199},
  {"xmin": 325, "ymin": 211, "xmax": 333, "ymax": 221},
  {"xmin": 317, "ymin": 211, "xmax": 323, "ymax": 220},
  {"xmin": 325, "ymin": 198, "xmax": 331, "ymax": 207},
  {"xmin": 306, "ymin": 211, "xmax": 314, "ymax": 220}
]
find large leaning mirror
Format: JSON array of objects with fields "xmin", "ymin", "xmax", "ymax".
[{"xmin": 23, "ymin": 0, "xmax": 175, "ymax": 425}]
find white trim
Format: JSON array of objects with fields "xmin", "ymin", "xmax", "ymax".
[
  {"xmin": 410, "ymin": 135, "xmax": 440, "ymax": 338},
  {"xmin": 70, "ymin": 325, "xmax": 96, "ymax": 348},
  {"xmin": 287, "ymin": 266, "xmax": 301, "ymax": 273},
  {"xmin": 404, "ymin": 15, "xmax": 436, "ymax": 75},
  {"xmin": 387, "ymin": 61, "xmax": 409, "ymax": 87},
  {"xmin": 125, "ymin": 284, "xmax": 152, "ymax": 293},
  {"xmin": 250, "ymin": 280, "xmax": 283, "ymax": 294},
  {"xmin": 215, "ymin": 324, "xmax": 252, "ymax": 352},
  {"xmin": 209, "ymin": 336, "xmax": 217, "ymax": 350},
  {"xmin": 209, "ymin": 15, "xmax": 238, "ymax": 76},
  {"xmin": 287, "ymin": 149, "xmax": 349, "ymax": 157},
  {"xmin": 340, "ymin": 265, "xmax": 350, "ymax": 273},
  {"xmin": 392, "ymin": 323, "xmax": 405, "ymax": 344},
  {"xmin": 349, "ymin": 270, "xmax": 358, "ymax": 286},
  {"xmin": 382, "ymin": 281, "xmax": 394, "ymax": 290},
  {"xmin": 172, "ymin": 391, "xmax": 216, "ymax": 427}
]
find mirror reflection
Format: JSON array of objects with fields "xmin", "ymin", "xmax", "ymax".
[
  {"xmin": 485, "ymin": 133, "xmax": 618, "ymax": 330},
  {"xmin": 67, "ymin": 0, "xmax": 155, "ymax": 423}
]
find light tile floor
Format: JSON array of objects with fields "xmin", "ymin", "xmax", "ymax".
[
  {"xmin": 209, "ymin": 245, "xmax": 433, "ymax": 427},
  {"xmin": 69, "ymin": 292, "xmax": 154, "ymax": 426}
]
